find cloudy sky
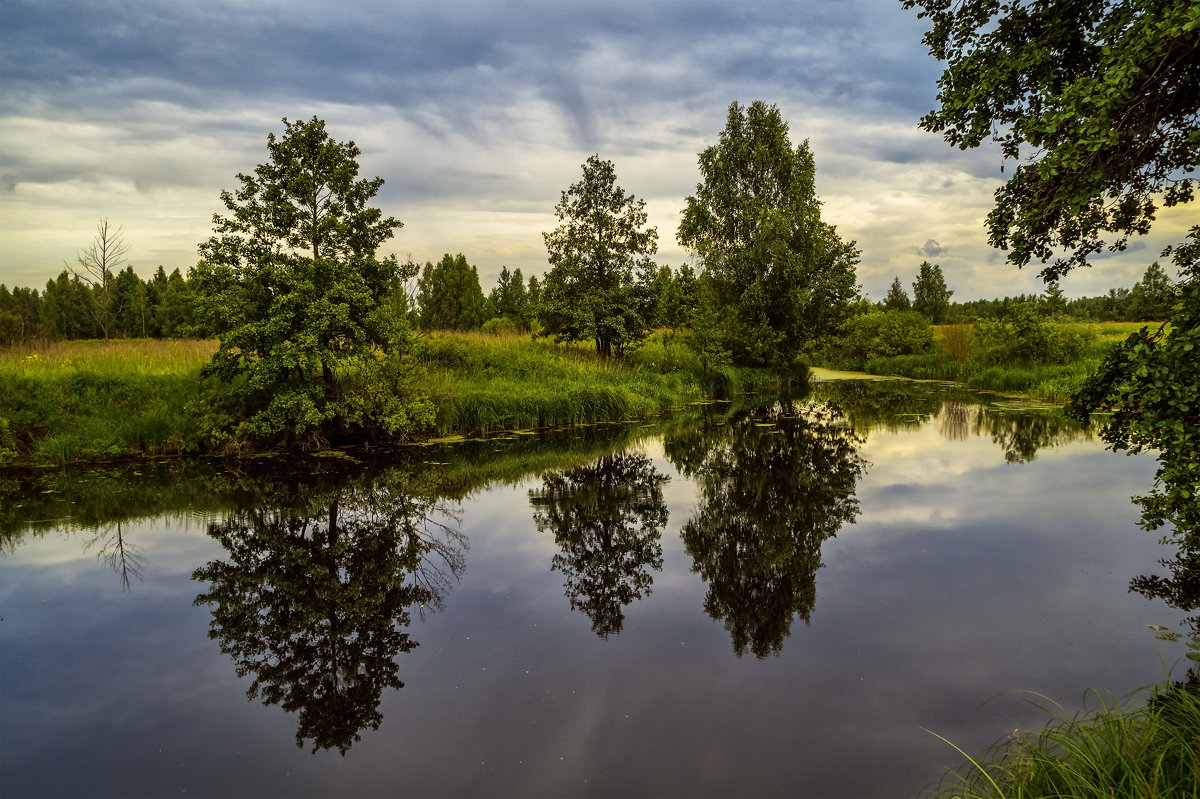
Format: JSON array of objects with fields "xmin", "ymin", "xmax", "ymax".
[{"xmin": 1, "ymin": 0, "xmax": 1190, "ymax": 300}]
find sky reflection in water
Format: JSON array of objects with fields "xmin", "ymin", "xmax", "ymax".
[{"xmin": 0, "ymin": 379, "xmax": 1187, "ymax": 798}]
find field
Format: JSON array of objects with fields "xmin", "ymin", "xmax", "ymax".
[{"xmin": 0, "ymin": 332, "xmax": 785, "ymax": 466}]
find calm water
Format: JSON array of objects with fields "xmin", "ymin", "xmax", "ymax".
[{"xmin": 0, "ymin": 376, "xmax": 1190, "ymax": 798}]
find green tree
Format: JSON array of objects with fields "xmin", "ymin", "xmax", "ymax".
[
  {"xmin": 416, "ymin": 253, "xmax": 490, "ymax": 331},
  {"xmin": 911, "ymin": 261, "xmax": 953, "ymax": 323},
  {"xmin": 40, "ymin": 271, "xmax": 97, "ymax": 340},
  {"xmin": 110, "ymin": 266, "xmax": 149, "ymax": 338},
  {"xmin": 525, "ymin": 274, "xmax": 542, "ymax": 329},
  {"xmin": 541, "ymin": 154, "xmax": 658, "ymax": 358},
  {"xmin": 488, "ymin": 266, "xmax": 531, "ymax": 328},
  {"xmin": 904, "ymin": 0, "xmax": 1199, "ymax": 279},
  {"xmin": 1041, "ymin": 280, "xmax": 1067, "ymax": 319},
  {"xmin": 190, "ymin": 117, "xmax": 405, "ymax": 441},
  {"xmin": 882, "ymin": 276, "xmax": 911, "ymax": 311},
  {"xmin": 658, "ymin": 264, "xmax": 699, "ymax": 333},
  {"xmin": 1128, "ymin": 261, "xmax": 1179, "ymax": 322},
  {"xmin": 678, "ymin": 101, "xmax": 859, "ymax": 368},
  {"xmin": 157, "ymin": 268, "xmax": 194, "ymax": 338}
]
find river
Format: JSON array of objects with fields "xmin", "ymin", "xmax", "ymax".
[{"xmin": 0, "ymin": 375, "xmax": 1189, "ymax": 797}]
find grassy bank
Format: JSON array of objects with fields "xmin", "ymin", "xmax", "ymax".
[
  {"xmin": 815, "ymin": 320, "xmax": 1153, "ymax": 403},
  {"xmin": 0, "ymin": 332, "xmax": 786, "ymax": 466},
  {"xmin": 0, "ymin": 339, "xmax": 217, "ymax": 465},
  {"xmin": 929, "ymin": 683, "xmax": 1200, "ymax": 798},
  {"xmin": 417, "ymin": 330, "xmax": 780, "ymax": 433}
]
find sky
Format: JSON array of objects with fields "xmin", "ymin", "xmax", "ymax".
[{"xmin": 1, "ymin": 0, "xmax": 1192, "ymax": 301}]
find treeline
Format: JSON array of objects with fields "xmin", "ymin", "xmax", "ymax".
[
  {"xmin": 409, "ymin": 253, "xmax": 699, "ymax": 338},
  {"xmin": 0, "ymin": 266, "xmax": 194, "ymax": 345},
  {"xmin": 2, "ymin": 250, "xmax": 1177, "ymax": 350},
  {"xmin": 0, "ymin": 252, "xmax": 703, "ymax": 346},
  {"xmin": 874, "ymin": 260, "xmax": 1179, "ymax": 323}
]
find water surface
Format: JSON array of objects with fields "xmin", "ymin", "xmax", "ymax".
[{"xmin": 0, "ymin": 378, "xmax": 1188, "ymax": 797}]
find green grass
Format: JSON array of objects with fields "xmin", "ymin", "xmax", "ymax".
[
  {"xmin": 414, "ymin": 330, "xmax": 785, "ymax": 434},
  {"xmin": 0, "ymin": 340, "xmax": 216, "ymax": 465},
  {"xmin": 927, "ymin": 684, "xmax": 1200, "ymax": 798},
  {"xmin": 0, "ymin": 332, "xmax": 794, "ymax": 465}
]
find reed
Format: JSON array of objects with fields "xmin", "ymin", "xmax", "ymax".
[{"xmin": 928, "ymin": 684, "xmax": 1200, "ymax": 798}]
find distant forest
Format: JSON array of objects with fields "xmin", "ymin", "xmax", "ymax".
[{"xmin": 0, "ymin": 254, "xmax": 1179, "ymax": 347}]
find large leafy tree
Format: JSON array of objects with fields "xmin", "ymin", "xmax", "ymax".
[
  {"xmin": 678, "ymin": 101, "xmax": 859, "ymax": 368},
  {"xmin": 191, "ymin": 117, "xmax": 404, "ymax": 441},
  {"xmin": 541, "ymin": 154, "xmax": 659, "ymax": 358},
  {"xmin": 904, "ymin": 0, "xmax": 1199, "ymax": 280}
]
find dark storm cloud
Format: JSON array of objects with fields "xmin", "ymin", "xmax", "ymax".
[{"xmin": 1, "ymin": 0, "xmax": 941, "ymax": 137}]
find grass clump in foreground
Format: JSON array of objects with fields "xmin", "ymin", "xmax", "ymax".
[{"xmin": 929, "ymin": 683, "xmax": 1200, "ymax": 798}]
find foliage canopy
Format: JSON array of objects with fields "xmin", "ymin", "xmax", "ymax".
[{"xmin": 904, "ymin": 0, "xmax": 1200, "ymax": 279}]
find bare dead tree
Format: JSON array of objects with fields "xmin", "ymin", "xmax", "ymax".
[{"xmin": 68, "ymin": 218, "xmax": 130, "ymax": 341}]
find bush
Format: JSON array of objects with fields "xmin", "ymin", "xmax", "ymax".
[
  {"xmin": 480, "ymin": 316, "xmax": 521, "ymax": 336},
  {"xmin": 938, "ymin": 324, "xmax": 973, "ymax": 362},
  {"xmin": 972, "ymin": 302, "xmax": 1093, "ymax": 366},
  {"xmin": 840, "ymin": 310, "xmax": 934, "ymax": 363}
]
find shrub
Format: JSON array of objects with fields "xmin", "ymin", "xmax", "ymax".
[
  {"xmin": 972, "ymin": 302, "xmax": 1093, "ymax": 366},
  {"xmin": 939, "ymin": 324, "xmax": 973, "ymax": 362},
  {"xmin": 841, "ymin": 310, "xmax": 934, "ymax": 363}
]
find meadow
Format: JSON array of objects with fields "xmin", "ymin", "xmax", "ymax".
[{"xmin": 0, "ymin": 332, "xmax": 784, "ymax": 466}]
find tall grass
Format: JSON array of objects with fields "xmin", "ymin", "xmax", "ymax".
[
  {"xmin": 0, "ymin": 339, "xmax": 216, "ymax": 465},
  {"xmin": 2, "ymin": 333, "xmax": 796, "ymax": 464},
  {"xmin": 928, "ymin": 684, "xmax": 1200, "ymax": 798},
  {"xmin": 0, "ymin": 338, "xmax": 217, "ymax": 376},
  {"xmin": 414, "ymin": 330, "xmax": 785, "ymax": 434}
]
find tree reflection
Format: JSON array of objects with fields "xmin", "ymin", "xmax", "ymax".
[
  {"xmin": 86, "ymin": 520, "xmax": 146, "ymax": 591},
  {"xmin": 667, "ymin": 399, "xmax": 866, "ymax": 658},
  {"xmin": 980, "ymin": 409, "xmax": 1084, "ymax": 463},
  {"xmin": 530, "ymin": 453, "xmax": 669, "ymax": 637},
  {"xmin": 193, "ymin": 468, "xmax": 466, "ymax": 754}
]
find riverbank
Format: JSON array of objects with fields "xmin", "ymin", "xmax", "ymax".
[
  {"xmin": 811, "ymin": 320, "xmax": 1150, "ymax": 403},
  {"xmin": 0, "ymin": 332, "xmax": 786, "ymax": 467}
]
